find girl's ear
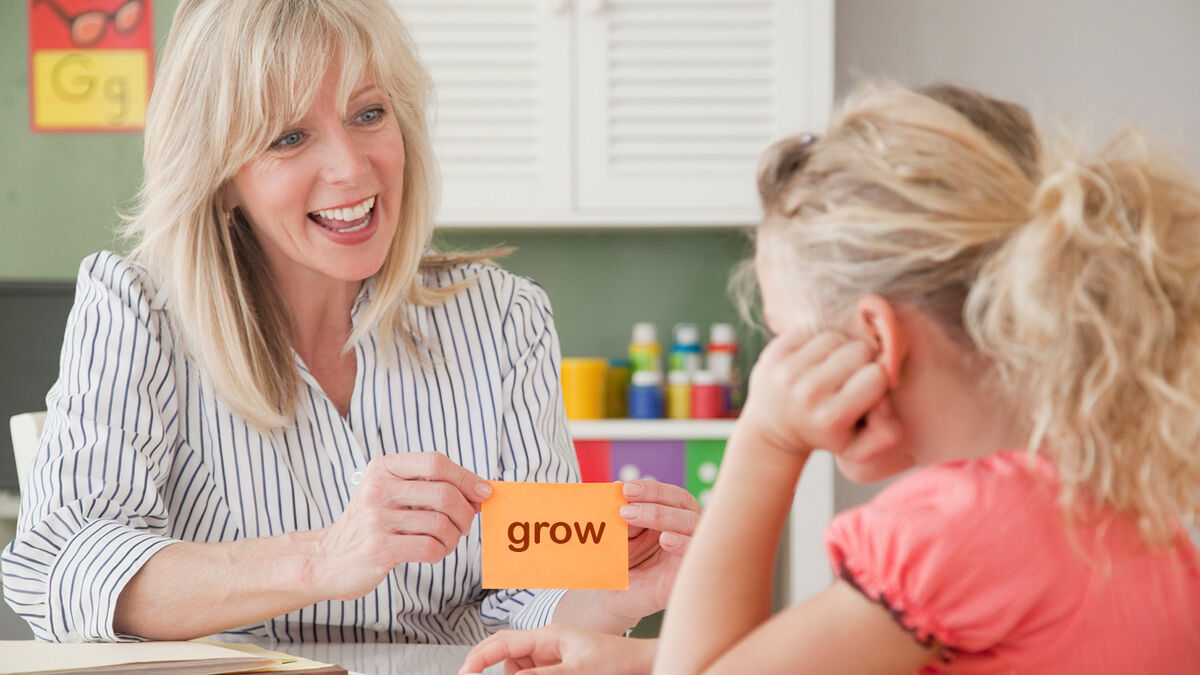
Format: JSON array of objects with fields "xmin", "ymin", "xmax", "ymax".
[{"xmin": 854, "ymin": 295, "xmax": 908, "ymax": 387}]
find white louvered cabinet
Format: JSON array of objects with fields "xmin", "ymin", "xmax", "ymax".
[{"xmin": 392, "ymin": 0, "xmax": 833, "ymax": 227}]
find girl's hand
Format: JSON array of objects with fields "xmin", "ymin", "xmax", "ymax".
[
  {"xmin": 311, "ymin": 453, "xmax": 492, "ymax": 601},
  {"xmin": 602, "ymin": 480, "xmax": 701, "ymax": 623},
  {"xmin": 460, "ymin": 625, "xmax": 656, "ymax": 675},
  {"xmin": 738, "ymin": 328, "xmax": 898, "ymax": 459}
]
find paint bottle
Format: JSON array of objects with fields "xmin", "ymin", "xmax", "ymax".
[
  {"xmin": 690, "ymin": 369, "xmax": 727, "ymax": 419},
  {"xmin": 560, "ymin": 358, "xmax": 608, "ymax": 419},
  {"xmin": 605, "ymin": 358, "xmax": 631, "ymax": 418},
  {"xmin": 706, "ymin": 323, "xmax": 741, "ymax": 413},
  {"xmin": 629, "ymin": 322, "xmax": 662, "ymax": 374},
  {"xmin": 666, "ymin": 370, "xmax": 692, "ymax": 419},
  {"xmin": 628, "ymin": 370, "xmax": 665, "ymax": 419},
  {"xmin": 669, "ymin": 323, "xmax": 703, "ymax": 374}
]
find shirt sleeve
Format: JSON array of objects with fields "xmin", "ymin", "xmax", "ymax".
[
  {"xmin": 479, "ymin": 275, "xmax": 579, "ymax": 632},
  {"xmin": 824, "ymin": 456, "xmax": 1067, "ymax": 655},
  {"xmin": 2, "ymin": 252, "xmax": 180, "ymax": 642}
]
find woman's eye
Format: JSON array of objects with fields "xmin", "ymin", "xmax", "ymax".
[
  {"xmin": 272, "ymin": 131, "xmax": 303, "ymax": 149},
  {"xmin": 357, "ymin": 107, "xmax": 385, "ymax": 124}
]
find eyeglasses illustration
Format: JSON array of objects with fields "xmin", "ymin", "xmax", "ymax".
[{"xmin": 34, "ymin": 0, "xmax": 144, "ymax": 48}]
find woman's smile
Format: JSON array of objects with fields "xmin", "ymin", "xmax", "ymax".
[{"xmin": 309, "ymin": 195, "xmax": 378, "ymax": 242}]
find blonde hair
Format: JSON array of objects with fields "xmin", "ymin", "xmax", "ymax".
[
  {"xmin": 754, "ymin": 83, "xmax": 1200, "ymax": 544},
  {"xmin": 122, "ymin": 0, "xmax": 498, "ymax": 428}
]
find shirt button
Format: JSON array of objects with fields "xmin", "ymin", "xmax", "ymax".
[{"xmin": 350, "ymin": 470, "xmax": 363, "ymax": 485}]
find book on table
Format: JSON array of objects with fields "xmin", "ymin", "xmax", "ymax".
[{"xmin": 0, "ymin": 638, "xmax": 347, "ymax": 675}]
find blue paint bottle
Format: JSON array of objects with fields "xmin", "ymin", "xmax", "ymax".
[{"xmin": 628, "ymin": 370, "xmax": 664, "ymax": 419}]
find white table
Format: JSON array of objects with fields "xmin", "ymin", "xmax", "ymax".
[{"xmin": 239, "ymin": 639, "xmax": 502, "ymax": 675}]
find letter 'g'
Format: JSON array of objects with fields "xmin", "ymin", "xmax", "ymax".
[{"xmin": 507, "ymin": 521, "xmax": 530, "ymax": 552}]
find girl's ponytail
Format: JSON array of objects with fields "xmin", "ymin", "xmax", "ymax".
[{"xmin": 967, "ymin": 134, "xmax": 1200, "ymax": 542}]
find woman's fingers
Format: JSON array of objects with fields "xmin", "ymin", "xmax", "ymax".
[
  {"xmin": 385, "ymin": 508, "xmax": 464, "ymax": 552},
  {"xmin": 377, "ymin": 479, "xmax": 477, "ymax": 535},
  {"xmin": 660, "ymin": 530, "xmax": 690, "ymax": 554},
  {"xmin": 620, "ymin": 501, "xmax": 700, "ymax": 539},
  {"xmin": 375, "ymin": 452, "xmax": 494, "ymax": 504},
  {"xmin": 622, "ymin": 480, "xmax": 701, "ymax": 514}
]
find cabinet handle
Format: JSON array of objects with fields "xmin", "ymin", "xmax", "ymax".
[
  {"xmin": 542, "ymin": 0, "xmax": 570, "ymax": 15},
  {"xmin": 584, "ymin": 0, "xmax": 608, "ymax": 15}
]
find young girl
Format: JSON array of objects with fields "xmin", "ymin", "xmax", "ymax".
[{"xmin": 461, "ymin": 83, "xmax": 1200, "ymax": 673}]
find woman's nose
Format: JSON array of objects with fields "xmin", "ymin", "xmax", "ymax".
[{"xmin": 318, "ymin": 127, "xmax": 371, "ymax": 185}]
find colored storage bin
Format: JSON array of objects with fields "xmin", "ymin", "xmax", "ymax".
[
  {"xmin": 609, "ymin": 440, "xmax": 686, "ymax": 488},
  {"xmin": 573, "ymin": 439, "xmax": 611, "ymax": 483},
  {"xmin": 685, "ymin": 439, "xmax": 726, "ymax": 507}
]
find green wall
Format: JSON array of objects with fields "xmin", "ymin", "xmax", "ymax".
[
  {"xmin": 1, "ymin": 1, "xmax": 761, "ymax": 364},
  {"xmin": 1, "ymin": 2, "xmax": 177, "ymax": 279}
]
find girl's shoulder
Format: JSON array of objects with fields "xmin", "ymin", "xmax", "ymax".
[
  {"xmin": 870, "ymin": 450, "xmax": 1057, "ymax": 520},
  {"xmin": 823, "ymin": 451, "xmax": 1083, "ymax": 654}
]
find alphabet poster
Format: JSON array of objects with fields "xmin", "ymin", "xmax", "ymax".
[
  {"xmin": 481, "ymin": 481, "xmax": 628, "ymax": 590},
  {"xmin": 28, "ymin": 0, "xmax": 154, "ymax": 131}
]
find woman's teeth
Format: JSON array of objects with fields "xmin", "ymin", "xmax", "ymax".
[
  {"xmin": 314, "ymin": 196, "xmax": 375, "ymax": 222},
  {"xmin": 310, "ymin": 196, "xmax": 376, "ymax": 233}
]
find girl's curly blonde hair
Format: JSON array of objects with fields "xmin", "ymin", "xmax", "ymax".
[{"xmin": 754, "ymin": 83, "xmax": 1200, "ymax": 545}]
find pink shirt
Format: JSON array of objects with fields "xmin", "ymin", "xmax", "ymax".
[{"xmin": 825, "ymin": 451, "xmax": 1200, "ymax": 673}]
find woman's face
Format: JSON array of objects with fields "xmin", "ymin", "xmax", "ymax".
[{"xmin": 228, "ymin": 65, "xmax": 405, "ymax": 293}]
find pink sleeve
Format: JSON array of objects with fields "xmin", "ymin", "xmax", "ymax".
[{"xmin": 824, "ymin": 457, "xmax": 1065, "ymax": 653}]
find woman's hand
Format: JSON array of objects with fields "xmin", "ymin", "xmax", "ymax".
[
  {"xmin": 606, "ymin": 480, "xmax": 701, "ymax": 625},
  {"xmin": 552, "ymin": 479, "xmax": 701, "ymax": 633},
  {"xmin": 460, "ymin": 625, "xmax": 657, "ymax": 675},
  {"xmin": 738, "ymin": 328, "xmax": 898, "ymax": 461},
  {"xmin": 310, "ymin": 452, "xmax": 492, "ymax": 601}
]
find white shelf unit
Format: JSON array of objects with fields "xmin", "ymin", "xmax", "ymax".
[
  {"xmin": 567, "ymin": 418, "xmax": 833, "ymax": 604},
  {"xmin": 569, "ymin": 418, "xmax": 736, "ymax": 440},
  {"xmin": 392, "ymin": 0, "xmax": 834, "ymax": 228}
]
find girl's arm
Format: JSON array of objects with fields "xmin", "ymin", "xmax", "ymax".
[
  {"xmin": 706, "ymin": 578, "xmax": 939, "ymax": 674},
  {"xmin": 655, "ymin": 329, "xmax": 936, "ymax": 673}
]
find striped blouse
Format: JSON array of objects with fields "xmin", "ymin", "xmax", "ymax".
[{"xmin": 2, "ymin": 250, "xmax": 580, "ymax": 643}]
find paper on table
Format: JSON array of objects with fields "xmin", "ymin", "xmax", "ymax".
[
  {"xmin": 481, "ymin": 481, "xmax": 628, "ymax": 590},
  {"xmin": 0, "ymin": 639, "xmax": 275, "ymax": 675}
]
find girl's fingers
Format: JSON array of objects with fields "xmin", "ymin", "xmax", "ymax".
[
  {"xmin": 782, "ymin": 331, "xmax": 847, "ymax": 374},
  {"xmin": 836, "ymin": 397, "xmax": 908, "ymax": 481},
  {"xmin": 460, "ymin": 630, "xmax": 540, "ymax": 673},
  {"xmin": 806, "ymin": 340, "xmax": 876, "ymax": 398},
  {"xmin": 461, "ymin": 628, "xmax": 566, "ymax": 675},
  {"xmin": 829, "ymin": 361, "xmax": 889, "ymax": 423}
]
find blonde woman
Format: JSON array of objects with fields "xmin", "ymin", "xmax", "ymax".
[
  {"xmin": 462, "ymin": 84, "xmax": 1200, "ymax": 673},
  {"xmin": 1, "ymin": 0, "xmax": 698, "ymax": 643}
]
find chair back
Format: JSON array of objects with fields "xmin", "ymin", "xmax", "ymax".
[{"xmin": 9, "ymin": 412, "xmax": 47, "ymax": 496}]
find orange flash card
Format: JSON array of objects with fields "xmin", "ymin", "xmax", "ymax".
[{"xmin": 481, "ymin": 481, "xmax": 628, "ymax": 590}]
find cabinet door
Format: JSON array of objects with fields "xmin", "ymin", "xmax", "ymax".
[
  {"xmin": 391, "ymin": 1, "xmax": 572, "ymax": 224},
  {"xmin": 575, "ymin": 0, "xmax": 833, "ymax": 219}
]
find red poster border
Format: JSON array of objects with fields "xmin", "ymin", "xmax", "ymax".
[{"xmin": 28, "ymin": 0, "xmax": 156, "ymax": 134}]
